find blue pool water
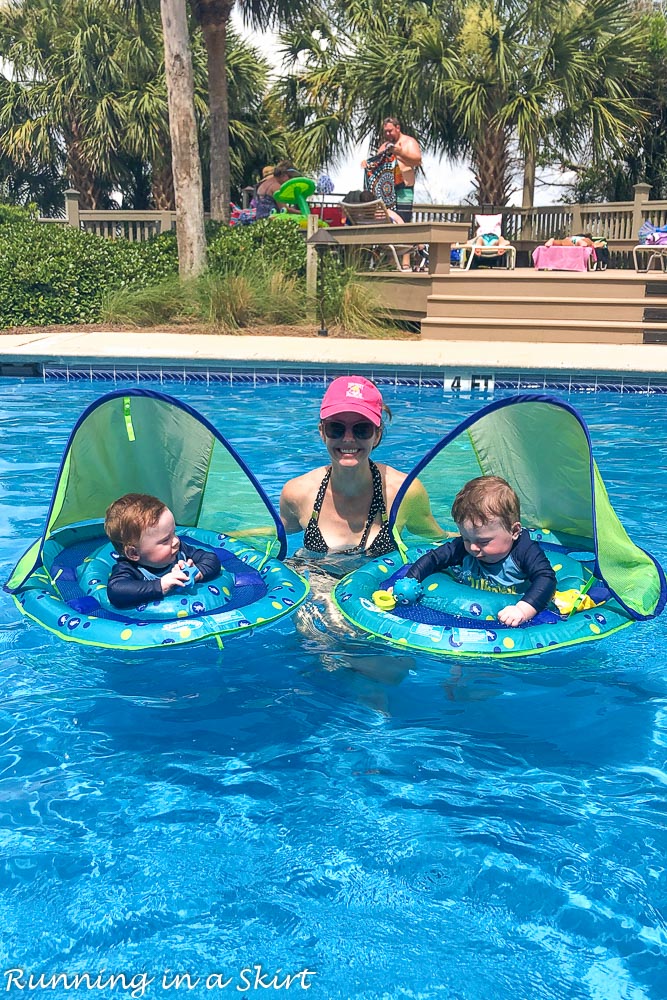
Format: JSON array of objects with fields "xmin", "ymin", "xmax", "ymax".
[{"xmin": 1, "ymin": 380, "xmax": 666, "ymax": 1000}]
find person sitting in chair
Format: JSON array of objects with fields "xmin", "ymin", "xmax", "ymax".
[
  {"xmin": 464, "ymin": 231, "xmax": 511, "ymax": 255},
  {"xmin": 341, "ymin": 190, "xmax": 412, "ymax": 269},
  {"xmin": 254, "ymin": 160, "xmax": 301, "ymax": 220},
  {"xmin": 341, "ymin": 190, "xmax": 404, "ymax": 226}
]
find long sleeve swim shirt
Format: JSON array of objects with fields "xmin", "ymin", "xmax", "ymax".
[
  {"xmin": 406, "ymin": 529, "xmax": 556, "ymax": 612},
  {"xmin": 107, "ymin": 540, "xmax": 221, "ymax": 610}
]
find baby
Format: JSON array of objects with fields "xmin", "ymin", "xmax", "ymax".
[
  {"xmin": 399, "ymin": 476, "xmax": 556, "ymax": 626},
  {"xmin": 104, "ymin": 493, "xmax": 221, "ymax": 610}
]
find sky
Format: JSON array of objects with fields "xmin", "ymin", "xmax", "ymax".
[{"xmin": 234, "ymin": 15, "xmax": 576, "ymax": 206}]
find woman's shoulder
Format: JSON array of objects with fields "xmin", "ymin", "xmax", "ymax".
[
  {"xmin": 281, "ymin": 465, "xmax": 329, "ymax": 501},
  {"xmin": 258, "ymin": 176, "xmax": 279, "ymax": 193},
  {"xmin": 280, "ymin": 465, "xmax": 329, "ymax": 531},
  {"xmin": 375, "ymin": 461, "xmax": 433, "ymax": 506},
  {"xmin": 373, "ymin": 462, "xmax": 408, "ymax": 498}
]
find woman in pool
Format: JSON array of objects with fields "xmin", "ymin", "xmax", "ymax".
[{"xmin": 280, "ymin": 376, "xmax": 442, "ymax": 558}]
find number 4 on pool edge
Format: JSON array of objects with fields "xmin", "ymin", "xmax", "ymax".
[{"xmin": 444, "ymin": 375, "xmax": 494, "ymax": 392}]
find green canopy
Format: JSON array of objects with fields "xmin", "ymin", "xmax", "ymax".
[
  {"xmin": 7, "ymin": 389, "xmax": 284, "ymax": 593},
  {"xmin": 392, "ymin": 395, "xmax": 665, "ymax": 620}
]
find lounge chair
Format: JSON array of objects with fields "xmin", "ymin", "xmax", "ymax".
[
  {"xmin": 455, "ymin": 213, "xmax": 516, "ymax": 270},
  {"xmin": 633, "ymin": 244, "xmax": 667, "ymax": 272},
  {"xmin": 532, "ymin": 236, "xmax": 603, "ymax": 272},
  {"xmin": 339, "ymin": 198, "xmax": 417, "ymax": 271}
]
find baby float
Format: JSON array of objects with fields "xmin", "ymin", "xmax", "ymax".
[
  {"xmin": 334, "ymin": 395, "xmax": 665, "ymax": 658},
  {"xmin": 5, "ymin": 390, "xmax": 308, "ymax": 650}
]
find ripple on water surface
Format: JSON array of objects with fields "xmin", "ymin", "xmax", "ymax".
[{"xmin": 0, "ymin": 381, "xmax": 666, "ymax": 998}]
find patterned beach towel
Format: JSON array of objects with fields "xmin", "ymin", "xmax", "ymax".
[{"xmin": 364, "ymin": 149, "xmax": 397, "ymax": 210}]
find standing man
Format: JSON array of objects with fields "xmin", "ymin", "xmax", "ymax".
[{"xmin": 378, "ymin": 117, "xmax": 422, "ymax": 221}]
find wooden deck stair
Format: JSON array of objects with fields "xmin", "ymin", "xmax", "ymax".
[{"xmin": 369, "ymin": 269, "xmax": 667, "ymax": 344}]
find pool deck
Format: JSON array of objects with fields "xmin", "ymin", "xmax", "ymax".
[{"xmin": 0, "ymin": 327, "xmax": 665, "ymax": 375}]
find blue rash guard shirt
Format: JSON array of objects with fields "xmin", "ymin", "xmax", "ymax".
[
  {"xmin": 406, "ymin": 529, "xmax": 556, "ymax": 612},
  {"xmin": 107, "ymin": 539, "xmax": 221, "ymax": 610}
]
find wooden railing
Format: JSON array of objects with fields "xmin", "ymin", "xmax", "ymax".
[
  {"xmin": 42, "ymin": 182, "xmax": 667, "ymax": 251},
  {"xmin": 409, "ymin": 183, "xmax": 657, "ymax": 249}
]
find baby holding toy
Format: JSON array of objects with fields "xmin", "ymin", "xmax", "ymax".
[
  {"xmin": 395, "ymin": 476, "xmax": 556, "ymax": 626},
  {"xmin": 104, "ymin": 493, "xmax": 221, "ymax": 610}
]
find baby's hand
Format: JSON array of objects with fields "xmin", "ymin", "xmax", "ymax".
[
  {"xmin": 497, "ymin": 600, "xmax": 536, "ymax": 627},
  {"xmin": 160, "ymin": 562, "xmax": 189, "ymax": 594}
]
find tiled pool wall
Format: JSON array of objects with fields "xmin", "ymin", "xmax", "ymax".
[{"xmin": 2, "ymin": 361, "xmax": 667, "ymax": 393}]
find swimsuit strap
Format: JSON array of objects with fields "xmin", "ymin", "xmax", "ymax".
[
  {"xmin": 302, "ymin": 468, "xmax": 333, "ymax": 554},
  {"xmin": 309, "ymin": 466, "xmax": 331, "ymax": 523},
  {"xmin": 303, "ymin": 461, "xmax": 388, "ymax": 555},
  {"xmin": 357, "ymin": 460, "xmax": 387, "ymax": 551}
]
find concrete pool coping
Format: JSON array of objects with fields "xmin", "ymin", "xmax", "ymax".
[{"xmin": 0, "ymin": 328, "xmax": 665, "ymax": 375}]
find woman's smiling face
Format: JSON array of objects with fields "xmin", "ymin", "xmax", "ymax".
[{"xmin": 320, "ymin": 411, "xmax": 381, "ymax": 467}]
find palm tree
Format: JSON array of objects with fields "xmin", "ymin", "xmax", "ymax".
[
  {"xmin": 0, "ymin": 1, "xmax": 275, "ymax": 213},
  {"xmin": 189, "ymin": 1, "xmax": 233, "ymax": 222},
  {"xmin": 159, "ymin": 0, "xmax": 207, "ymax": 274},
  {"xmin": 277, "ymin": 0, "xmax": 649, "ymax": 207},
  {"xmin": 189, "ymin": 0, "xmax": 310, "ymax": 223},
  {"xmin": 559, "ymin": 6, "xmax": 667, "ymax": 203},
  {"xmin": 0, "ymin": 0, "xmax": 130, "ymax": 208}
]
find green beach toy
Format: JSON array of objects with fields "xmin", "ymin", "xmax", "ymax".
[
  {"xmin": 275, "ymin": 176, "xmax": 317, "ymax": 218},
  {"xmin": 372, "ymin": 589, "xmax": 397, "ymax": 611}
]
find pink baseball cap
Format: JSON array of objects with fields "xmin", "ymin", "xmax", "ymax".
[{"xmin": 320, "ymin": 376, "xmax": 383, "ymax": 426}]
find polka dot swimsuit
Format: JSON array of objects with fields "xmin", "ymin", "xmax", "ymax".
[{"xmin": 303, "ymin": 459, "xmax": 396, "ymax": 557}]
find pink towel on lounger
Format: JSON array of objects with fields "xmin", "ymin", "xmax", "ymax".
[{"xmin": 532, "ymin": 245, "xmax": 596, "ymax": 272}]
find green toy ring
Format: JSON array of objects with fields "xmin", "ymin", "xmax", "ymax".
[{"xmin": 275, "ymin": 176, "xmax": 317, "ymax": 217}]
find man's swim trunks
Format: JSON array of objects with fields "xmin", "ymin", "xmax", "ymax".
[{"xmin": 394, "ymin": 182, "xmax": 414, "ymax": 222}]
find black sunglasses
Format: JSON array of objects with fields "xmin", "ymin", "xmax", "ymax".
[{"xmin": 322, "ymin": 419, "xmax": 377, "ymax": 440}]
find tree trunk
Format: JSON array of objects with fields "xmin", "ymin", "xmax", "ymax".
[
  {"xmin": 190, "ymin": 0, "xmax": 235, "ymax": 224},
  {"xmin": 521, "ymin": 147, "xmax": 535, "ymax": 240},
  {"xmin": 152, "ymin": 157, "xmax": 176, "ymax": 210},
  {"xmin": 160, "ymin": 0, "xmax": 207, "ymax": 276},
  {"xmin": 522, "ymin": 147, "xmax": 535, "ymax": 210},
  {"xmin": 65, "ymin": 123, "xmax": 106, "ymax": 210},
  {"xmin": 471, "ymin": 126, "xmax": 512, "ymax": 207},
  {"xmin": 201, "ymin": 16, "xmax": 230, "ymax": 223}
]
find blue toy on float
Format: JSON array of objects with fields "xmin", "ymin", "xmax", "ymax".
[
  {"xmin": 333, "ymin": 395, "xmax": 665, "ymax": 658},
  {"xmin": 5, "ymin": 390, "xmax": 308, "ymax": 650}
]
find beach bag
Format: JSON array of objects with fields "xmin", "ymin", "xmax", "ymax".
[
  {"xmin": 646, "ymin": 226, "xmax": 667, "ymax": 246},
  {"xmin": 638, "ymin": 220, "xmax": 656, "ymax": 244}
]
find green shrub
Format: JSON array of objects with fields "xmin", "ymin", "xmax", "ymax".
[
  {"xmin": 194, "ymin": 272, "xmax": 257, "ymax": 329},
  {"xmin": 0, "ymin": 203, "xmax": 37, "ymax": 225},
  {"xmin": 99, "ymin": 276, "xmax": 193, "ymax": 327},
  {"xmin": 260, "ymin": 270, "xmax": 307, "ymax": 325},
  {"xmin": 100, "ymin": 262, "xmax": 308, "ymax": 332},
  {"xmin": 0, "ymin": 215, "xmax": 178, "ymax": 327},
  {"xmin": 207, "ymin": 217, "xmax": 307, "ymax": 276},
  {"xmin": 320, "ymin": 256, "xmax": 397, "ymax": 336},
  {"xmin": 0, "ymin": 207, "xmax": 307, "ymax": 328}
]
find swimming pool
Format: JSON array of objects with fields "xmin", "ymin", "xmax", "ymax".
[{"xmin": 1, "ymin": 378, "xmax": 666, "ymax": 999}]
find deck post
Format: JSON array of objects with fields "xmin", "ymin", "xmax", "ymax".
[
  {"xmin": 159, "ymin": 212, "xmax": 174, "ymax": 235},
  {"xmin": 306, "ymin": 214, "xmax": 319, "ymax": 303},
  {"xmin": 632, "ymin": 182, "xmax": 651, "ymax": 239},
  {"xmin": 64, "ymin": 189, "xmax": 80, "ymax": 229}
]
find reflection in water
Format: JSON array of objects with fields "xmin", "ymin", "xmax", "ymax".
[
  {"xmin": 287, "ymin": 550, "xmax": 414, "ymax": 707},
  {"xmin": 2, "ymin": 383, "xmax": 667, "ymax": 998}
]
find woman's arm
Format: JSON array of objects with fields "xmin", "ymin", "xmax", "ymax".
[
  {"xmin": 279, "ymin": 478, "xmax": 306, "ymax": 534},
  {"xmin": 396, "ymin": 478, "xmax": 445, "ymax": 539}
]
